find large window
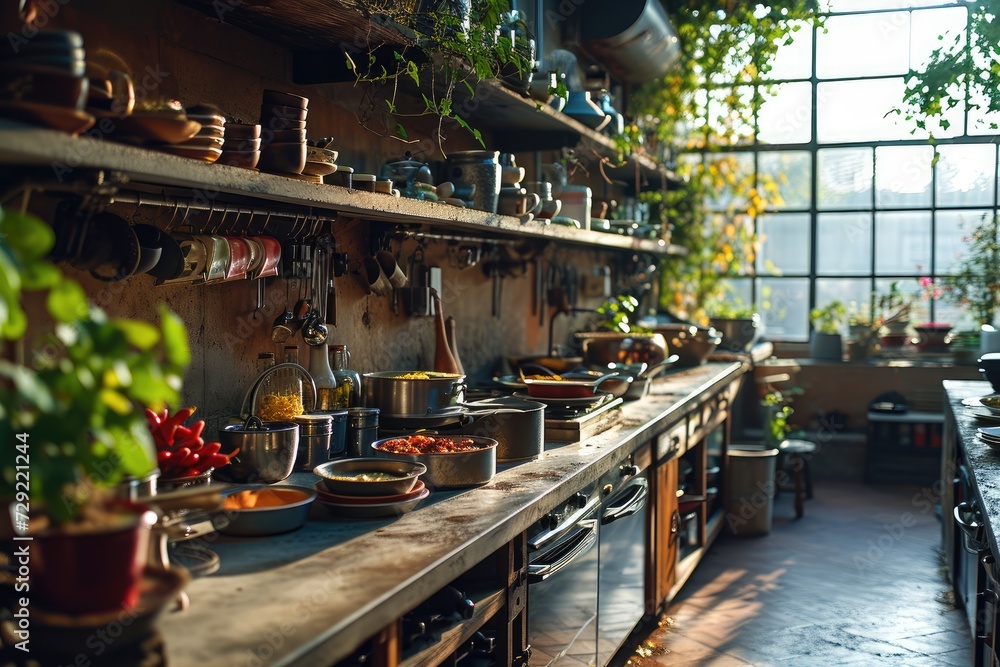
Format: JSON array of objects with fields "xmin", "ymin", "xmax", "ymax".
[{"xmin": 689, "ymin": 2, "xmax": 998, "ymax": 340}]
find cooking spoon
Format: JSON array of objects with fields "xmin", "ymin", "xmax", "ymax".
[{"xmin": 301, "ymin": 307, "xmax": 329, "ymax": 346}]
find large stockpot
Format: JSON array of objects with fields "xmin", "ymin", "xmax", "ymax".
[
  {"xmin": 363, "ymin": 371, "xmax": 465, "ymax": 416},
  {"xmin": 457, "ymin": 397, "xmax": 546, "ymax": 462},
  {"xmin": 371, "ymin": 434, "xmax": 497, "ymax": 489},
  {"xmin": 218, "ymin": 416, "xmax": 298, "ymax": 483}
]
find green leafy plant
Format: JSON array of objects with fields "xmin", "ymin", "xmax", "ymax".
[
  {"xmin": 761, "ymin": 389, "xmax": 794, "ymax": 447},
  {"xmin": 349, "ymin": 0, "xmax": 533, "ymax": 153},
  {"xmin": 810, "ymin": 301, "xmax": 845, "ymax": 335},
  {"xmin": 898, "ymin": 1, "xmax": 1000, "ymax": 138},
  {"xmin": 875, "ymin": 281, "xmax": 913, "ymax": 324},
  {"xmin": 595, "ymin": 294, "xmax": 651, "ymax": 334},
  {"xmin": 0, "ymin": 208, "xmax": 190, "ymax": 524},
  {"xmin": 704, "ymin": 291, "xmax": 757, "ymax": 320},
  {"xmin": 940, "ymin": 213, "xmax": 1000, "ymax": 327}
]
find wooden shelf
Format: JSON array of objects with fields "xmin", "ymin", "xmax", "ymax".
[
  {"xmin": 174, "ymin": 0, "xmax": 680, "ymax": 189},
  {"xmin": 0, "ymin": 125, "xmax": 683, "ymax": 256},
  {"xmin": 399, "ymin": 587, "xmax": 505, "ymax": 667}
]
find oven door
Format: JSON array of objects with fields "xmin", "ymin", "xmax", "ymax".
[
  {"xmin": 527, "ymin": 490, "xmax": 601, "ymax": 667},
  {"xmin": 598, "ymin": 466, "xmax": 650, "ymax": 667}
]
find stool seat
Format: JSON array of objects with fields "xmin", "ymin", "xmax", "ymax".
[
  {"xmin": 779, "ymin": 439, "xmax": 818, "ymax": 454},
  {"xmin": 776, "ymin": 439, "xmax": 816, "ymax": 518}
]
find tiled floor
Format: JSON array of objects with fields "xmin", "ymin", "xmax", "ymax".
[{"xmin": 627, "ymin": 482, "xmax": 972, "ymax": 666}]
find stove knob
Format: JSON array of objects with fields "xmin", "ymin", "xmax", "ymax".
[
  {"xmin": 539, "ymin": 514, "xmax": 557, "ymax": 531},
  {"xmin": 620, "ymin": 463, "xmax": 639, "ymax": 478},
  {"xmin": 572, "ymin": 492, "xmax": 588, "ymax": 509}
]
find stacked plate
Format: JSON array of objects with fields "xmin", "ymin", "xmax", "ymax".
[
  {"xmin": 0, "ymin": 30, "xmax": 95, "ymax": 135},
  {"xmin": 115, "ymin": 99, "xmax": 202, "ymax": 148},
  {"xmin": 312, "ymin": 458, "xmax": 429, "ymax": 519},
  {"xmin": 161, "ymin": 103, "xmax": 226, "ymax": 162},
  {"xmin": 978, "ymin": 426, "xmax": 1000, "ymax": 450},
  {"xmin": 962, "ymin": 395, "xmax": 1000, "ymax": 422}
]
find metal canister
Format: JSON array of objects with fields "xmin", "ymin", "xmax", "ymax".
[
  {"xmin": 312, "ymin": 409, "xmax": 349, "ymax": 457},
  {"xmin": 345, "ymin": 407, "xmax": 379, "ymax": 457},
  {"xmin": 293, "ymin": 413, "xmax": 334, "ymax": 471}
]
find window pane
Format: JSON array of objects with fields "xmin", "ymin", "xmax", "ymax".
[
  {"xmin": 758, "ymin": 151, "xmax": 812, "ymax": 210},
  {"xmin": 875, "ymin": 145, "xmax": 933, "ymax": 208},
  {"xmin": 817, "ymin": 13, "xmax": 910, "ymax": 79},
  {"xmin": 757, "ymin": 82, "xmax": 812, "ymax": 145},
  {"xmin": 936, "ymin": 144, "xmax": 996, "ymax": 207},
  {"xmin": 817, "ymin": 79, "xmax": 926, "ymax": 143},
  {"xmin": 910, "ymin": 7, "xmax": 967, "ymax": 72},
  {"xmin": 969, "ymin": 87, "xmax": 1000, "ymax": 136},
  {"xmin": 816, "ymin": 279, "xmax": 873, "ymax": 325},
  {"xmin": 875, "ymin": 278, "xmax": 926, "ymax": 322},
  {"xmin": 758, "ymin": 213, "xmax": 811, "ymax": 275},
  {"xmin": 817, "ymin": 213, "xmax": 872, "ymax": 275},
  {"xmin": 935, "ymin": 209, "xmax": 992, "ymax": 274},
  {"xmin": 875, "ymin": 211, "xmax": 932, "ymax": 274},
  {"xmin": 757, "ymin": 278, "xmax": 810, "ymax": 341},
  {"xmin": 760, "ymin": 21, "xmax": 813, "ymax": 81},
  {"xmin": 707, "ymin": 86, "xmax": 755, "ymax": 145},
  {"xmin": 716, "ymin": 279, "xmax": 754, "ymax": 312},
  {"xmin": 704, "ymin": 153, "xmax": 756, "ymax": 211},
  {"xmin": 818, "ymin": 148, "xmax": 873, "ymax": 210}
]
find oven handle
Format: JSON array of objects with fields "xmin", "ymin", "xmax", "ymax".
[
  {"xmin": 527, "ymin": 519, "xmax": 598, "ymax": 584},
  {"xmin": 955, "ymin": 501, "xmax": 988, "ymax": 554},
  {"xmin": 528, "ymin": 496, "xmax": 602, "ymax": 552},
  {"xmin": 602, "ymin": 477, "xmax": 649, "ymax": 525}
]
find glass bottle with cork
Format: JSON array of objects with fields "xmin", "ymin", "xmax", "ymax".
[{"xmin": 328, "ymin": 343, "xmax": 361, "ymax": 409}]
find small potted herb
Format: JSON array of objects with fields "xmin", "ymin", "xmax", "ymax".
[
  {"xmin": 0, "ymin": 208, "xmax": 190, "ymax": 614},
  {"xmin": 808, "ymin": 301, "xmax": 845, "ymax": 361}
]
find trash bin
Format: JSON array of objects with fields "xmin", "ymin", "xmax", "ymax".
[{"xmin": 725, "ymin": 444, "xmax": 778, "ymax": 536}]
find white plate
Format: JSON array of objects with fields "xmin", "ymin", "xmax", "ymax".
[
  {"xmin": 966, "ymin": 407, "xmax": 1000, "ymax": 422},
  {"xmin": 976, "ymin": 433, "xmax": 1000, "ymax": 450},
  {"xmin": 962, "ymin": 395, "xmax": 1000, "ymax": 414},
  {"xmin": 979, "ymin": 425, "xmax": 1000, "ymax": 438}
]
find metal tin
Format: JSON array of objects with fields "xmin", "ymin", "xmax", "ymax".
[
  {"xmin": 311, "ymin": 409, "xmax": 349, "ymax": 457},
  {"xmin": 346, "ymin": 407, "xmax": 379, "ymax": 457},
  {"xmin": 293, "ymin": 413, "xmax": 333, "ymax": 471}
]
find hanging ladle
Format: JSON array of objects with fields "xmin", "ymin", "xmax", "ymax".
[{"xmin": 301, "ymin": 306, "xmax": 328, "ymax": 346}]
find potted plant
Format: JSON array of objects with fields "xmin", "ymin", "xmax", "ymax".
[
  {"xmin": 808, "ymin": 301, "xmax": 845, "ymax": 361},
  {"xmin": 936, "ymin": 214, "xmax": 1000, "ymax": 353},
  {"xmin": 875, "ymin": 281, "xmax": 913, "ymax": 348},
  {"xmin": 705, "ymin": 293, "xmax": 762, "ymax": 354},
  {"xmin": 0, "ymin": 207, "xmax": 190, "ymax": 614}
]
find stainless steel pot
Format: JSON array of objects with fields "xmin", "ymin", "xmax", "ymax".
[
  {"xmin": 458, "ymin": 397, "xmax": 546, "ymax": 462},
  {"xmin": 363, "ymin": 371, "xmax": 465, "ymax": 416},
  {"xmin": 371, "ymin": 434, "xmax": 497, "ymax": 489},
  {"xmin": 218, "ymin": 416, "xmax": 299, "ymax": 483}
]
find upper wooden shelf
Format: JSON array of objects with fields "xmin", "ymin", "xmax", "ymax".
[
  {"xmin": 0, "ymin": 126, "xmax": 683, "ymax": 256},
  {"xmin": 174, "ymin": 0, "xmax": 680, "ymax": 188}
]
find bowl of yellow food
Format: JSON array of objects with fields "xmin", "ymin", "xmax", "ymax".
[
  {"xmin": 313, "ymin": 458, "xmax": 426, "ymax": 496},
  {"xmin": 216, "ymin": 485, "xmax": 316, "ymax": 536}
]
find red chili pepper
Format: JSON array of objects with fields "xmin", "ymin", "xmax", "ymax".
[
  {"xmin": 174, "ymin": 446, "xmax": 191, "ymax": 466},
  {"xmin": 145, "ymin": 408, "xmax": 161, "ymax": 429},
  {"xmin": 157, "ymin": 450, "xmax": 172, "ymax": 464},
  {"xmin": 200, "ymin": 441, "xmax": 221, "ymax": 458},
  {"xmin": 187, "ymin": 420, "xmax": 205, "ymax": 441}
]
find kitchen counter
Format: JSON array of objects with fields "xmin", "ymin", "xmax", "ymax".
[
  {"xmin": 158, "ymin": 361, "xmax": 746, "ymax": 666},
  {"xmin": 945, "ymin": 380, "xmax": 1000, "ymax": 552}
]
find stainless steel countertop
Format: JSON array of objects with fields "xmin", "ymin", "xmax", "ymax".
[{"xmin": 158, "ymin": 361, "xmax": 746, "ymax": 666}]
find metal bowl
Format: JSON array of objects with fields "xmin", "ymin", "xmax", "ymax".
[
  {"xmin": 573, "ymin": 332, "xmax": 668, "ymax": 367},
  {"xmin": 644, "ymin": 324, "xmax": 721, "ymax": 367},
  {"xmin": 313, "ymin": 458, "xmax": 426, "ymax": 496},
  {"xmin": 215, "ymin": 485, "xmax": 316, "ymax": 536},
  {"xmin": 371, "ymin": 435, "xmax": 498, "ymax": 489},
  {"xmin": 218, "ymin": 417, "xmax": 298, "ymax": 483}
]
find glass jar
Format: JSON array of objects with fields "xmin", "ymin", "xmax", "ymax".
[{"xmin": 258, "ymin": 345, "xmax": 304, "ymax": 421}]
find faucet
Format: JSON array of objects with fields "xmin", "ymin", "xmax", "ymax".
[
  {"xmin": 548, "ymin": 307, "xmax": 598, "ymax": 357},
  {"xmin": 239, "ymin": 362, "xmax": 318, "ymax": 420}
]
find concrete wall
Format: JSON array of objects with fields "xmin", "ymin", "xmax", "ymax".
[{"xmin": 10, "ymin": 0, "xmax": 628, "ymax": 432}]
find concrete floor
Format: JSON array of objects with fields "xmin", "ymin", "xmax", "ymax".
[{"xmin": 627, "ymin": 482, "xmax": 972, "ymax": 666}]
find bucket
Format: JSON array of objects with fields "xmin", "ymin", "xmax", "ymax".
[{"xmin": 725, "ymin": 445, "xmax": 778, "ymax": 536}]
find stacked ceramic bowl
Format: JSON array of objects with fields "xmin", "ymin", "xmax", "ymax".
[
  {"xmin": 258, "ymin": 89, "xmax": 308, "ymax": 178},
  {"xmin": 0, "ymin": 30, "xmax": 93, "ymax": 135},
  {"xmin": 218, "ymin": 121, "xmax": 261, "ymax": 169},
  {"xmin": 164, "ymin": 103, "xmax": 225, "ymax": 163},
  {"xmin": 311, "ymin": 458, "xmax": 429, "ymax": 519}
]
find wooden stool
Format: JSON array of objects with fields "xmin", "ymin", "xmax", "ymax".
[{"xmin": 777, "ymin": 439, "xmax": 817, "ymax": 518}]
